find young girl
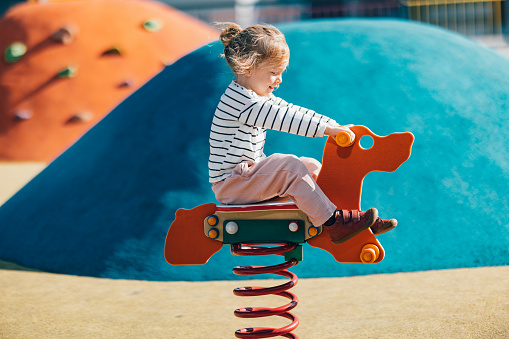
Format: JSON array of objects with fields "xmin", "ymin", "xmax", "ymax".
[{"xmin": 209, "ymin": 23, "xmax": 396, "ymax": 244}]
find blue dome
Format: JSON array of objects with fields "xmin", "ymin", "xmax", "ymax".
[{"xmin": 1, "ymin": 19, "xmax": 508, "ymax": 280}]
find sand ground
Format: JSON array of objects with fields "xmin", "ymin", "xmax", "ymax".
[
  {"xmin": 1, "ymin": 163, "xmax": 508, "ymax": 338},
  {"xmin": 1, "ymin": 264, "xmax": 508, "ymax": 338},
  {"xmin": 0, "ymin": 162, "xmax": 45, "ymax": 205}
]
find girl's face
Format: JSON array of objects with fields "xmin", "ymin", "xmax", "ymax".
[{"xmin": 237, "ymin": 59, "xmax": 288, "ymax": 97}]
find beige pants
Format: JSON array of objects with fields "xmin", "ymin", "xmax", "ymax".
[{"xmin": 212, "ymin": 153, "xmax": 337, "ymax": 226}]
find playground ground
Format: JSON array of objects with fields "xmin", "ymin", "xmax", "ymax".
[
  {"xmin": 1, "ymin": 163, "xmax": 508, "ymax": 338},
  {"xmin": 1, "ymin": 263, "xmax": 508, "ymax": 338}
]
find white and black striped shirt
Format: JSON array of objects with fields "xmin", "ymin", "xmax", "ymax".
[{"xmin": 209, "ymin": 81, "xmax": 334, "ymax": 183}]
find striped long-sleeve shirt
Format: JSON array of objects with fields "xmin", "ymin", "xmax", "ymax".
[{"xmin": 208, "ymin": 81, "xmax": 335, "ymax": 183}]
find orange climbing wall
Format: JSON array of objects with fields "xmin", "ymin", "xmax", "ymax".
[{"xmin": 0, "ymin": 0, "xmax": 218, "ymax": 162}]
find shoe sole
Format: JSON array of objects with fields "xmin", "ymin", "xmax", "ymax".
[
  {"xmin": 373, "ymin": 220, "xmax": 397, "ymax": 236},
  {"xmin": 331, "ymin": 208, "xmax": 378, "ymax": 245}
]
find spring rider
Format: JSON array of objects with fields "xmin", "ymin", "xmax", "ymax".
[{"xmin": 165, "ymin": 126, "xmax": 414, "ymax": 338}]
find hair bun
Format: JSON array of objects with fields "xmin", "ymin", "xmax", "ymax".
[{"xmin": 219, "ymin": 22, "xmax": 242, "ymax": 48}]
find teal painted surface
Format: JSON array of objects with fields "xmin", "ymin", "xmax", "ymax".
[{"xmin": 0, "ymin": 19, "xmax": 508, "ymax": 280}]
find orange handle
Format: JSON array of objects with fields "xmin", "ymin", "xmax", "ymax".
[{"xmin": 335, "ymin": 130, "xmax": 355, "ymax": 147}]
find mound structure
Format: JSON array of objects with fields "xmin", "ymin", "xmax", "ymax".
[
  {"xmin": 0, "ymin": 19, "xmax": 508, "ymax": 281},
  {"xmin": 0, "ymin": 0, "xmax": 217, "ymax": 162}
]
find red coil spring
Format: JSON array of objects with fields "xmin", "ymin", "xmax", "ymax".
[{"xmin": 231, "ymin": 243, "xmax": 300, "ymax": 339}]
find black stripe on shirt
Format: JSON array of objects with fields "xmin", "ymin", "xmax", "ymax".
[
  {"xmin": 252, "ymin": 101, "xmax": 266, "ymax": 127},
  {"xmin": 304, "ymin": 112, "xmax": 317, "ymax": 136},
  {"xmin": 219, "ymin": 99, "xmax": 241, "ymax": 112},
  {"xmin": 296, "ymin": 113, "xmax": 305, "ymax": 136},
  {"xmin": 213, "ymin": 114, "xmax": 237, "ymax": 122},
  {"xmin": 240, "ymin": 102, "xmax": 257, "ymax": 115},
  {"xmin": 224, "ymin": 93, "xmax": 243, "ymax": 105},
  {"xmin": 313, "ymin": 116, "xmax": 323, "ymax": 137},
  {"xmin": 270, "ymin": 107, "xmax": 281, "ymax": 130},
  {"xmin": 278, "ymin": 107, "xmax": 289, "ymax": 132},
  {"xmin": 212, "ymin": 122, "xmax": 237, "ymax": 129},
  {"xmin": 261, "ymin": 105, "xmax": 272, "ymax": 128},
  {"xmin": 216, "ymin": 107, "xmax": 239, "ymax": 119},
  {"xmin": 210, "ymin": 145, "xmax": 229, "ymax": 151},
  {"xmin": 287, "ymin": 110, "xmax": 297, "ymax": 134},
  {"xmin": 210, "ymin": 129, "xmax": 235, "ymax": 137},
  {"xmin": 228, "ymin": 86, "xmax": 251, "ymax": 99}
]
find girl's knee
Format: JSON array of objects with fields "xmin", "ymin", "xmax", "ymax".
[
  {"xmin": 268, "ymin": 154, "xmax": 312, "ymax": 176},
  {"xmin": 299, "ymin": 156, "xmax": 322, "ymax": 180}
]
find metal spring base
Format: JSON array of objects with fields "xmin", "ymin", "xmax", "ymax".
[{"xmin": 231, "ymin": 243, "xmax": 300, "ymax": 339}]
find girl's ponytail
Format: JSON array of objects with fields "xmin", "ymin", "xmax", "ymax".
[{"xmin": 219, "ymin": 22, "xmax": 242, "ymax": 48}]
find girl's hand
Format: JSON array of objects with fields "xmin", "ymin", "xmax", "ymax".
[{"xmin": 324, "ymin": 124, "xmax": 353, "ymax": 137}]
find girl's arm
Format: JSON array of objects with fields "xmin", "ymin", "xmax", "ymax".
[
  {"xmin": 273, "ymin": 97, "xmax": 337, "ymax": 125},
  {"xmin": 238, "ymin": 97, "xmax": 343, "ymax": 138},
  {"xmin": 274, "ymin": 97, "xmax": 354, "ymax": 137}
]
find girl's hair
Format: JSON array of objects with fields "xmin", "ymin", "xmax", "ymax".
[{"xmin": 218, "ymin": 22, "xmax": 289, "ymax": 75}]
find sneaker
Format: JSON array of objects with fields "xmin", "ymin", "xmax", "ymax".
[
  {"xmin": 371, "ymin": 217, "xmax": 397, "ymax": 235},
  {"xmin": 324, "ymin": 208, "xmax": 378, "ymax": 244}
]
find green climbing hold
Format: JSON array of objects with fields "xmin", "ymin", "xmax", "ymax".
[
  {"xmin": 4, "ymin": 42, "xmax": 27, "ymax": 63},
  {"xmin": 102, "ymin": 46, "xmax": 122, "ymax": 56},
  {"xmin": 142, "ymin": 19, "xmax": 162, "ymax": 32},
  {"xmin": 57, "ymin": 66, "xmax": 77, "ymax": 78}
]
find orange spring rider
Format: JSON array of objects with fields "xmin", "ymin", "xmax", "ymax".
[{"xmin": 164, "ymin": 126, "xmax": 417, "ymax": 338}]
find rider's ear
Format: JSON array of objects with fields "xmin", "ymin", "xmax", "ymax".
[{"xmin": 243, "ymin": 65, "xmax": 255, "ymax": 77}]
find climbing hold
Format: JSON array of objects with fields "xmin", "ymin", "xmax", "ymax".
[
  {"xmin": 57, "ymin": 66, "xmax": 77, "ymax": 78},
  {"xmin": 4, "ymin": 42, "xmax": 27, "ymax": 63},
  {"xmin": 118, "ymin": 80, "xmax": 133, "ymax": 88},
  {"xmin": 50, "ymin": 26, "xmax": 77, "ymax": 45},
  {"xmin": 67, "ymin": 111, "xmax": 93, "ymax": 123},
  {"xmin": 142, "ymin": 19, "xmax": 162, "ymax": 32},
  {"xmin": 13, "ymin": 110, "xmax": 33, "ymax": 121},
  {"xmin": 102, "ymin": 46, "xmax": 122, "ymax": 56}
]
